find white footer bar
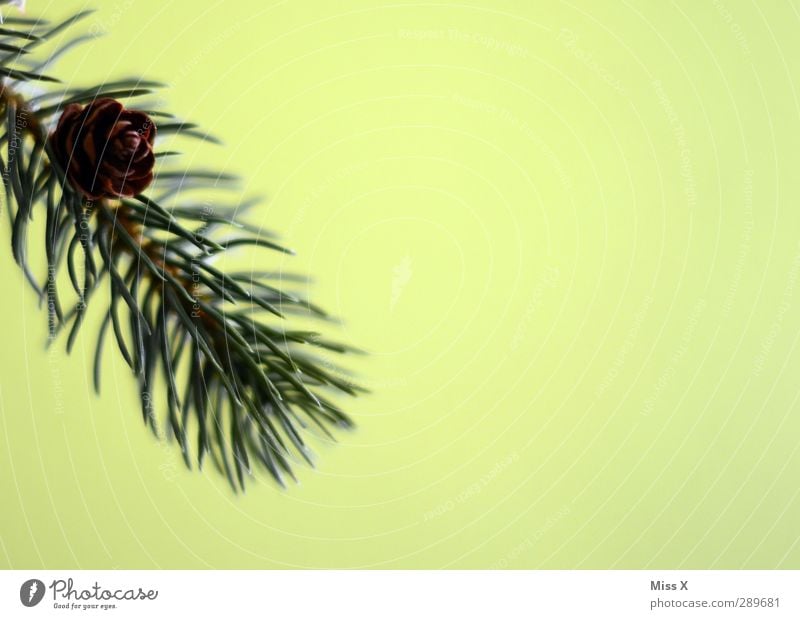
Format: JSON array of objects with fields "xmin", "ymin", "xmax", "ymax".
[{"xmin": 1, "ymin": 570, "xmax": 797, "ymax": 618}]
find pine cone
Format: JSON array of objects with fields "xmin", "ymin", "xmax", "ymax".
[{"xmin": 49, "ymin": 98, "xmax": 156, "ymax": 200}]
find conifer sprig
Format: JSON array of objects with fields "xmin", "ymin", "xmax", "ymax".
[{"xmin": 0, "ymin": 9, "xmax": 363, "ymax": 491}]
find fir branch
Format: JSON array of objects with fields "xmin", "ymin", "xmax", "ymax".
[{"xmin": 0, "ymin": 9, "xmax": 364, "ymax": 491}]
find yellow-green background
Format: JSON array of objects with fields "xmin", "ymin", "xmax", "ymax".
[{"xmin": 1, "ymin": 0, "xmax": 799, "ymax": 569}]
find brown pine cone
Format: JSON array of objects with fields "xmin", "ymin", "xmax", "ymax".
[{"xmin": 49, "ymin": 98, "xmax": 156, "ymax": 200}]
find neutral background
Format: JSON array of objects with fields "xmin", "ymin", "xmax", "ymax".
[{"xmin": 1, "ymin": 0, "xmax": 799, "ymax": 569}]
